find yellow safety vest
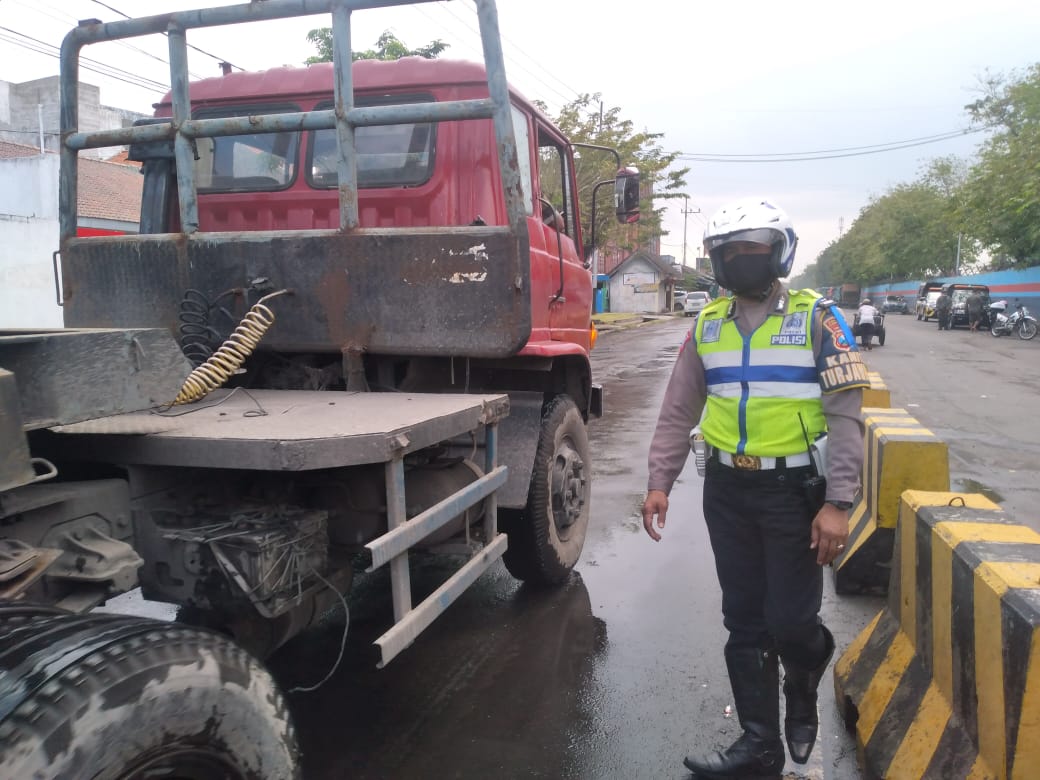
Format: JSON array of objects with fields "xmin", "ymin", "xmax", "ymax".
[{"xmin": 695, "ymin": 289, "xmax": 827, "ymax": 456}]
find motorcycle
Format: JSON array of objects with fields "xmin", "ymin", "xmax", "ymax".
[{"xmin": 989, "ymin": 300, "xmax": 1038, "ymax": 340}]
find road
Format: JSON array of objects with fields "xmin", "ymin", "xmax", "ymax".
[
  {"xmin": 850, "ymin": 308, "xmax": 1040, "ymax": 531},
  {"xmin": 104, "ymin": 308, "xmax": 1036, "ymax": 778},
  {"xmin": 268, "ymin": 316, "xmax": 885, "ymax": 780}
]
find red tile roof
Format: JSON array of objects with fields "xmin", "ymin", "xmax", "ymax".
[
  {"xmin": 0, "ymin": 139, "xmax": 43, "ymax": 159},
  {"xmin": 78, "ymin": 156, "xmax": 142, "ymax": 223},
  {"xmin": 1, "ymin": 139, "xmax": 142, "ymax": 223}
]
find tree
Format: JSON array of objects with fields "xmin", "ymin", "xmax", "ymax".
[
  {"xmin": 541, "ymin": 93, "xmax": 688, "ymax": 257},
  {"xmin": 797, "ymin": 156, "xmax": 975, "ymax": 287},
  {"xmin": 305, "ymin": 28, "xmax": 448, "ymax": 64},
  {"xmin": 960, "ymin": 65, "xmax": 1040, "ymax": 266}
]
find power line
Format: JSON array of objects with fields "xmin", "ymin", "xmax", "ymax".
[
  {"xmin": 87, "ymin": 0, "xmax": 241, "ymax": 71},
  {"xmin": 19, "ymin": 0, "xmax": 206, "ymax": 80},
  {"xmin": 441, "ymin": 1, "xmax": 582, "ymax": 103},
  {"xmin": 0, "ymin": 27, "xmax": 170, "ymax": 92},
  {"xmin": 407, "ymin": 2, "xmax": 578, "ymax": 111},
  {"xmin": 677, "ymin": 128, "xmax": 987, "ymax": 163}
]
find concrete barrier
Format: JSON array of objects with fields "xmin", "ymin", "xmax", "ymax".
[
  {"xmin": 862, "ymin": 371, "xmax": 891, "ymax": 409},
  {"xmin": 834, "ymin": 408, "xmax": 950, "ymax": 593},
  {"xmin": 834, "ymin": 490, "xmax": 1040, "ymax": 779}
]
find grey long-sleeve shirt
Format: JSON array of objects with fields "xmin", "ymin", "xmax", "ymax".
[{"xmin": 647, "ymin": 284, "xmax": 866, "ymax": 504}]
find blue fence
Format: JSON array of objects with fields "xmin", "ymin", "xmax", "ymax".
[{"xmin": 858, "ymin": 267, "xmax": 1040, "ymax": 311}]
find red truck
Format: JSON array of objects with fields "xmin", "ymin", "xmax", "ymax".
[{"xmin": 0, "ymin": 1, "xmax": 639, "ymax": 776}]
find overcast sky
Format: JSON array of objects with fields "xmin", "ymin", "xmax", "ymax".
[{"xmin": 2, "ymin": 0, "xmax": 1039, "ymax": 276}]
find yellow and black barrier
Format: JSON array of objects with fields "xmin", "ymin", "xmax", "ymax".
[
  {"xmin": 834, "ymin": 490, "xmax": 1040, "ymax": 779},
  {"xmin": 834, "ymin": 408, "xmax": 950, "ymax": 594},
  {"xmin": 862, "ymin": 371, "xmax": 891, "ymax": 409}
]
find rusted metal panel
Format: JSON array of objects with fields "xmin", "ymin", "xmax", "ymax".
[
  {"xmin": 0, "ymin": 329, "xmax": 191, "ymax": 430},
  {"xmin": 48, "ymin": 390, "xmax": 510, "ymax": 471},
  {"xmin": 0, "ymin": 370, "xmax": 34, "ymax": 492},
  {"xmin": 61, "ymin": 228, "xmax": 531, "ymax": 357}
]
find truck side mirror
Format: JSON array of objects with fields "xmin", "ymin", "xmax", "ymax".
[{"xmin": 615, "ymin": 166, "xmax": 640, "ymax": 224}]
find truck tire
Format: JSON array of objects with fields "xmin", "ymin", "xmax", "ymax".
[
  {"xmin": 501, "ymin": 395, "xmax": 590, "ymax": 585},
  {"xmin": 0, "ymin": 612, "xmax": 299, "ymax": 780},
  {"xmin": 878, "ymin": 327, "xmax": 886, "ymax": 346}
]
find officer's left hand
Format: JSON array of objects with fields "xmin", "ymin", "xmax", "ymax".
[{"xmin": 810, "ymin": 503, "xmax": 849, "ymax": 566}]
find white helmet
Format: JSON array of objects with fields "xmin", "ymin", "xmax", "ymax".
[{"xmin": 703, "ymin": 198, "xmax": 798, "ymax": 289}]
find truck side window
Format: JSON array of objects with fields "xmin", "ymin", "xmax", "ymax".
[
  {"xmin": 510, "ymin": 105, "xmax": 534, "ymax": 216},
  {"xmin": 537, "ymin": 129, "xmax": 572, "ymax": 235}
]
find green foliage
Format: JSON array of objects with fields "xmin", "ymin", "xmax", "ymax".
[
  {"xmin": 799, "ymin": 160, "xmax": 974, "ymax": 287},
  {"xmin": 543, "ymin": 93, "xmax": 688, "ymax": 255},
  {"xmin": 305, "ymin": 28, "xmax": 448, "ymax": 64},
  {"xmin": 960, "ymin": 64, "xmax": 1040, "ymax": 265},
  {"xmin": 800, "ymin": 64, "xmax": 1040, "ymax": 284}
]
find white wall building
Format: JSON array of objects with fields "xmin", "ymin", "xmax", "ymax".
[
  {"xmin": 0, "ymin": 74, "xmax": 145, "ymax": 328},
  {"xmin": 606, "ymin": 251, "xmax": 681, "ymax": 314}
]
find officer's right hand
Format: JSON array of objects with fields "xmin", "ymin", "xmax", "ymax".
[{"xmin": 641, "ymin": 490, "xmax": 669, "ymax": 542}]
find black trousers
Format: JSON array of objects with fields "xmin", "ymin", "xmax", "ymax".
[{"xmin": 702, "ymin": 458, "xmax": 824, "ymax": 656}]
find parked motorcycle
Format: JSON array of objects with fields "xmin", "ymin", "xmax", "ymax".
[{"xmin": 989, "ymin": 300, "xmax": 1038, "ymax": 340}]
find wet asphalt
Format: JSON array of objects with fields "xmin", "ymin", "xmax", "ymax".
[{"xmin": 270, "ymin": 317, "xmax": 881, "ymax": 780}]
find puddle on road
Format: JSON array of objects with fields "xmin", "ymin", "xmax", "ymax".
[{"xmin": 955, "ymin": 477, "xmax": 1004, "ymax": 504}]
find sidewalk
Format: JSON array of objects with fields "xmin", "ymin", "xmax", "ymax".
[{"xmin": 592, "ymin": 312, "xmax": 679, "ymax": 334}]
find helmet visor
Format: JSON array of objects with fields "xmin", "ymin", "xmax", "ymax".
[{"xmin": 705, "ymin": 227, "xmax": 783, "ymax": 252}]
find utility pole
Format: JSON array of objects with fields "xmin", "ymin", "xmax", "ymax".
[{"xmin": 680, "ymin": 196, "xmax": 701, "ymax": 269}]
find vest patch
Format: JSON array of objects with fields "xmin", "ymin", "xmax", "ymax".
[
  {"xmin": 821, "ymin": 314, "xmax": 852, "ymax": 351},
  {"xmin": 771, "ymin": 334, "xmax": 807, "ymax": 346},
  {"xmin": 701, "ymin": 319, "xmax": 723, "ymax": 343},
  {"xmin": 820, "ymin": 351, "xmax": 869, "ymax": 391},
  {"xmin": 779, "ymin": 311, "xmax": 807, "ymax": 335}
]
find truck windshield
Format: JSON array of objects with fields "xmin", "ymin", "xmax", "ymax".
[{"xmin": 308, "ymin": 95, "xmax": 435, "ymax": 189}]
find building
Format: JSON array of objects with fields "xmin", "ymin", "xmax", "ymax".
[
  {"xmin": 0, "ymin": 140, "xmax": 142, "ymax": 327},
  {"xmin": 605, "ymin": 250, "xmax": 682, "ymax": 313},
  {"xmin": 0, "ymin": 74, "xmax": 146, "ymax": 327},
  {"xmin": 0, "ymin": 76, "xmax": 143, "ymax": 158}
]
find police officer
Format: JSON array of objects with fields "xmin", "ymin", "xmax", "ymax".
[{"xmin": 641, "ymin": 198, "xmax": 868, "ymax": 777}]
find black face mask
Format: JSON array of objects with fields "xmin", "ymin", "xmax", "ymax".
[{"xmin": 724, "ymin": 254, "xmax": 774, "ymax": 297}]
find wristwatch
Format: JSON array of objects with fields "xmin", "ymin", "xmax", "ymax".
[{"xmin": 826, "ymin": 500, "xmax": 853, "ymax": 511}]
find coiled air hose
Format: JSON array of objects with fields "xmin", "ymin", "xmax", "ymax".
[{"xmin": 172, "ymin": 289, "xmax": 292, "ymax": 406}]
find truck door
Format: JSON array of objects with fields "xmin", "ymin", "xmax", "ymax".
[{"xmin": 535, "ymin": 125, "xmax": 591, "ymax": 347}]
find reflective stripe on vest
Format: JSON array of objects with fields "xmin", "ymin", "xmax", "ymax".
[{"xmin": 695, "ymin": 290, "xmax": 827, "ymax": 456}]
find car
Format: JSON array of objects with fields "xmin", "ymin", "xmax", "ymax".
[
  {"xmin": 684, "ymin": 291, "xmax": 712, "ymax": 317},
  {"xmin": 881, "ymin": 295, "xmax": 909, "ymax": 314},
  {"xmin": 672, "ymin": 289, "xmax": 687, "ymax": 311},
  {"xmin": 915, "ymin": 281, "xmax": 944, "ymax": 320},
  {"xmin": 944, "ymin": 283, "xmax": 990, "ymax": 328}
]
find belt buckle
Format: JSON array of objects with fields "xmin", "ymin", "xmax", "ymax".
[{"xmin": 733, "ymin": 454, "xmax": 761, "ymax": 470}]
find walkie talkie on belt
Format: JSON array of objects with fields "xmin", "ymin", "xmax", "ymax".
[{"xmin": 798, "ymin": 412, "xmax": 827, "ymax": 513}]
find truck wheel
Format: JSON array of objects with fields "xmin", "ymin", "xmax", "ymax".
[
  {"xmin": 0, "ymin": 613, "xmax": 299, "ymax": 780},
  {"xmin": 502, "ymin": 395, "xmax": 590, "ymax": 585},
  {"xmin": 878, "ymin": 328, "xmax": 886, "ymax": 346}
]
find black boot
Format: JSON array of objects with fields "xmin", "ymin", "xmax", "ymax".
[
  {"xmin": 780, "ymin": 625, "xmax": 835, "ymax": 764},
  {"xmin": 683, "ymin": 646, "xmax": 784, "ymax": 779}
]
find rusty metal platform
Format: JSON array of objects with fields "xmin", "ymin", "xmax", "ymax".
[{"xmin": 50, "ymin": 389, "xmax": 509, "ymax": 471}]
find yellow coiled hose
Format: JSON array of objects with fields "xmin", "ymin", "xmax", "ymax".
[{"xmin": 172, "ymin": 289, "xmax": 291, "ymax": 406}]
